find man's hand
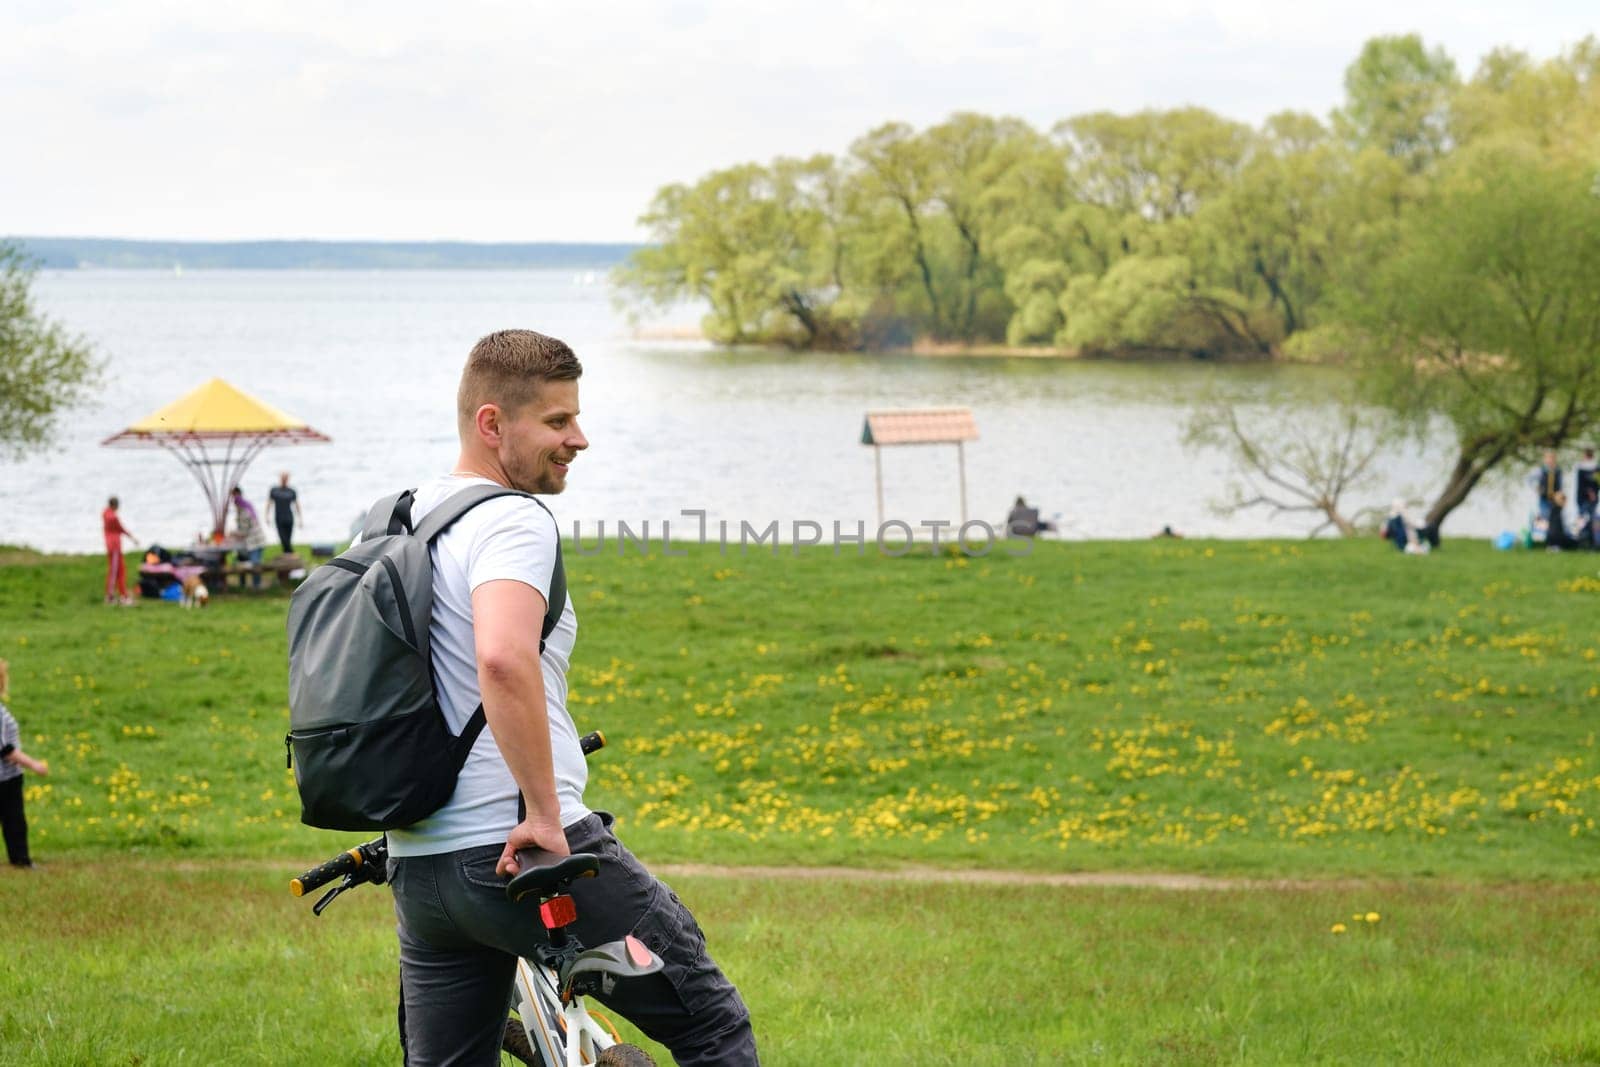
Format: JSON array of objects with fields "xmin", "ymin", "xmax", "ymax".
[{"xmin": 497, "ymin": 813, "xmax": 570, "ymax": 877}]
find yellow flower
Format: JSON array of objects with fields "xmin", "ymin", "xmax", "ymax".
[
  {"xmin": 1366, "ymin": 912, "xmax": 1380, "ymax": 924},
  {"xmin": 1331, "ymin": 923, "xmax": 1347, "ymax": 934}
]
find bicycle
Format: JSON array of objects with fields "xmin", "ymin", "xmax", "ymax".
[{"xmin": 293, "ymin": 731, "xmax": 662, "ymax": 1066}]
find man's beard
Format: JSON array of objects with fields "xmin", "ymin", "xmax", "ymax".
[{"xmin": 508, "ymin": 449, "xmax": 567, "ymax": 495}]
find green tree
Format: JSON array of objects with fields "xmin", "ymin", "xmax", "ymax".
[
  {"xmin": 848, "ymin": 121, "xmax": 946, "ymax": 338},
  {"xmin": 0, "ymin": 242, "xmax": 102, "ymax": 460},
  {"xmin": 1057, "ymin": 253, "xmax": 1274, "ymax": 357},
  {"xmin": 1335, "ymin": 34, "xmax": 1460, "ymax": 171},
  {"xmin": 919, "ymin": 113, "xmax": 1050, "ymax": 342},
  {"xmin": 1342, "ymin": 151, "xmax": 1600, "ymax": 529},
  {"xmin": 1188, "ymin": 111, "xmax": 1397, "ymax": 343},
  {"xmin": 1057, "ymin": 107, "xmax": 1255, "ymax": 220},
  {"xmin": 848, "ymin": 115, "xmax": 1050, "ymax": 343},
  {"xmin": 615, "ymin": 157, "xmax": 855, "ymax": 347},
  {"xmin": 1453, "ymin": 37, "xmax": 1600, "ymax": 161},
  {"xmin": 1044, "ymin": 108, "xmax": 1268, "ymax": 356}
]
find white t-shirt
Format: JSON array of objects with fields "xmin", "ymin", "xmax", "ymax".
[{"xmin": 387, "ymin": 475, "xmax": 589, "ymax": 857}]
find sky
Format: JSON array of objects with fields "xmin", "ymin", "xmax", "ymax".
[{"xmin": 2, "ymin": 1, "xmax": 1594, "ymax": 243}]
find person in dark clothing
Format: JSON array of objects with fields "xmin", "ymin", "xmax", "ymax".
[
  {"xmin": 1005, "ymin": 496, "xmax": 1056, "ymax": 538},
  {"xmin": 1382, "ymin": 500, "xmax": 1432, "ymax": 554},
  {"xmin": 266, "ymin": 472, "xmax": 303, "ymax": 554},
  {"xmin": 1576, "ymin": 448, "xmax": 1598, "ymax": 549},
  {"xmin": 1532, "ymin": 450, "xmax": 1574, "ymax": 549},
  {"xmin": 0, "ymin": 659, "xmax": 49, "ymax": 869}
]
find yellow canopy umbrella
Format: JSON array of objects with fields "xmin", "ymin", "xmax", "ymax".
[{"xmin": 102, "ymin": 378, "xmax": 331, "ymax": 537}]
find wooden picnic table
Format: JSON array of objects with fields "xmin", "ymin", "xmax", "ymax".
[{"xmin": 179, "ymin": 544, "xmax": 306, "ymax": 592}]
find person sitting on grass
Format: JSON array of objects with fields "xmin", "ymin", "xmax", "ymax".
[
  {"xmin": 1006, "ymin": 496, "xmax": 1056, "ymax": 538},
  {"xmin": 1383, "ymin": 500, "xmax": 1431, "ymax": 555}
]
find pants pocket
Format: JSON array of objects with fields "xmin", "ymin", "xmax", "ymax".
[
  {"xmin": 629, "ymin": 884, "xmax": 722, "ymax": 1015},
  {"xmin": 457, "ymin": 847, "xmax": 510, "ymax": 891}
]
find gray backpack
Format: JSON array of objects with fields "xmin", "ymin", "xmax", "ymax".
[{"xmin": 285, "ymin": 484, "xmax": 566, "ymax": 831}]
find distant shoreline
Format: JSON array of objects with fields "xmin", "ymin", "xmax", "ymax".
[
  {"xmin": 7, "ymin": 236, "xmax": 640, "ymax": 271},
  {"xmin": 629, "ymin": 328, "xmax": 1274, "ymax": 362}
]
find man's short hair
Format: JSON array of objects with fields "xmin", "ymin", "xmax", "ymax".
[{"xmin": 458, "ymin": 330, "xmax": 583, "ymax": 435}]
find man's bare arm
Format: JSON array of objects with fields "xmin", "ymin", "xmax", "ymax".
[{"xmin": 473, "ymin": 578, "xmax": 569, "ymax": 873}]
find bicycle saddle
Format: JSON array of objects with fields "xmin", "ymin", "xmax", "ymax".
[{"xmin": 506, "ymin": 850, "xmax": 601, "ymax": 904}]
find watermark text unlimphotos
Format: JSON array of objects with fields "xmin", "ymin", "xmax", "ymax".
[{"xmin": 568, "ymin": 510, "xmax": 1032, "ymax": 558}]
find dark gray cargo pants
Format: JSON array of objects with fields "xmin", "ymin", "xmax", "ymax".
[{"xmin": 390, "ymin": 811, "xmax": 759, "ymax": 1066}]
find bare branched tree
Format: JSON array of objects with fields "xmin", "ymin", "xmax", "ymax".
[{"xmin": 1183, "ymin": 395, "xmax": 1394, "ymax": 536}]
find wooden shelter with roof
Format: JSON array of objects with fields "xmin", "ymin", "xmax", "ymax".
[
  {"xmin": 860, "ymin": 407, "xmax": 979, "ymax": 527},
  {"xmin": 101, "ymin": 378, "xmax": 330, "ymax": 537}
]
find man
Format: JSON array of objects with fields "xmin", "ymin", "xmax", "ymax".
[
  {"xmin": 1531, "ymin": 450, "xmax": 1572, "ymax": 549},
  {"xmin": 267, "ymin": 472, "xmax": 302, "ymax": 554},
  {"xmin": 101, "ymin": 496, "xmax": 137, "ymax": 605},
  {"xmin": 1576, "ymin": 447, "xmax": 1598, "ymax": 549},
  {"xmin": 387, "ymin": 330, "xmax": 758, "ymax": 1066},
  {"xmin": 1005, "ymin": 495, "xmax": 1056, "ymax": 538}
]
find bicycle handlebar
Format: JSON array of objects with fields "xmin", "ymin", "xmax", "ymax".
[{"xmin": 292, "ymin": 839, "xmax": 385, "ymax": 896}]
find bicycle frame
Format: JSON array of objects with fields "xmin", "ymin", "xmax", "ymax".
[
  {"xmin": 513, "ymin": 954, "xmax": 624, "ymax": 1067},
  {"xmin": 504, "ymin": 858, "xmax": 662, "ymax": 1067}
]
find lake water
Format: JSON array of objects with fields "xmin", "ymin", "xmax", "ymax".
[{"xmin": 4, "ymin": 269, "xmax": 1525, "ymax": 554}]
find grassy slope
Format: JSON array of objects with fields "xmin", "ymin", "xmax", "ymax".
[
  {"xmin": 2, "ymin": 540, "xmax": 1599, "ymax": 1064},
  {"xmin": 3, "ymin": 539, "xmax": 1597, "ymax": 878}
]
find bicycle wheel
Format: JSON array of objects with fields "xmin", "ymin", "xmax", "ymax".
[
  {"xmin": 501, "ymin": 1018, "xmax": 653, "ymax": 1066},
  {"xmin": 500, "ymin": 1017, "xmax": 541, "ymax": 1065}
]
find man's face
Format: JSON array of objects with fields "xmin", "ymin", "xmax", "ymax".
[{"xmin": 497, "ymin": 379, "xmax": 588, "ymax": 495}]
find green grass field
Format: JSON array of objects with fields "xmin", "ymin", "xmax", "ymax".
[{"xmin": 2, "ymin": 539, "xmax": 1598, "ymax": 1063}]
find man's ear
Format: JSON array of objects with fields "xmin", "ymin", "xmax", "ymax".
[{"xmin": 475, "ymin": 403, "xmax": 503, "ymax": 446}]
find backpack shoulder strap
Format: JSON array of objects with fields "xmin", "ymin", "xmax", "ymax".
[
  {"xmin": 360, "ymin": 489, "xmax": 416, "ymax": 541},
  {"xmin": 529, "ymin": 498, "xmax": 567, "ymax": 651},
  {"xmin": 412, "ymin": 484, "xmax": 532, "ymax": 544},
  {"xmin": 412, "ymin": 484, "xmax": 567, "ymax": 649}
]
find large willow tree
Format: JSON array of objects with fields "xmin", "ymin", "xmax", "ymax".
[
  {"xmin": 0, "ymin": 242, "xmax": 101, "ymax": 460},
  {"xmin": 1345, "ymin": 152, "xmax": 1600, "ymax": 531}
]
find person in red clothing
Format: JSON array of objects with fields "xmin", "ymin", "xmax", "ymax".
[{"xmin": 101, "ymin": 496, "xmax": 138, "ymax": 605}]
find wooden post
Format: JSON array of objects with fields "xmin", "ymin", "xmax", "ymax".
[
  {"xmin": 956, "ymin": 441, "xmax": 968, "ymax": 524},
  {"xmin": 874, "ymin": 445, "xmax": 885, "ymax": 529}
]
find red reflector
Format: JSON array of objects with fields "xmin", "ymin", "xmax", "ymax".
[
  {"xmin": 540, "ymin": 895, "xmax": 578, "ymax": 929},
  {"xmin": 625, "ymin": 934, "xmax": 655, "ymax": 967}
]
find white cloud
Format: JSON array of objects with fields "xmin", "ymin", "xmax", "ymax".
[{"xmin": 1, "ymin": 0, "xmax": 1593, "ymax": 240}]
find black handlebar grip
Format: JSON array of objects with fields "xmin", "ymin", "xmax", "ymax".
[
  {"xmin": 579, "ymin": 730, "xmax": 606, "ymax": 756},
  {"xmin": 291, "ymin": 845, "xmax": 366, "ymax": 897}
]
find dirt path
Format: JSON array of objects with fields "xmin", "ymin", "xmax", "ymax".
[
  {"xmin": 107, "ymin": 857, "xmax": 1599, "ymax": 894},
  {"xmin": 653, "ymin": 862, "xmax": 1370, "ymax": 892},
  {"xmin": 153, "ymin": 856, "xmax": 1369, "ymax": 891}
]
